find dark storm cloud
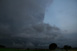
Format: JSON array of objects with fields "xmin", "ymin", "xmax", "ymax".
[
  {"xmin": 0, "ymin": 0, "xmax": 46, "ymax": 34},
  {"xmin": 0, "ymin": 0, "xmax": 52, "ymax": 35},
  {"xmin": 0, "ymin": 0, "xmax": 72, "ymax": 48},
  {"xmin": 0, "ymin": 23, "xmax": 64, "ymax": 48}
]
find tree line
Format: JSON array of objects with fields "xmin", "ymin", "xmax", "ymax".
[{"xmin": 0, "ymin": 43, "xmax": 73, "ymax": 51}]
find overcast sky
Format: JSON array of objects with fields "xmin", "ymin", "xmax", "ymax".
[{"xmin": 0, "ymin": 0, "xmax": 77, "ymax": 48}]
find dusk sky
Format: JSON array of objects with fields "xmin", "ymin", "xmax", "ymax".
[{"xmin": 0, "ymin": 0, "xmax": 77, "ymax": 48}]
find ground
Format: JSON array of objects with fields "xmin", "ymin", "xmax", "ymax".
[{"xmin": 0, "ymin": 48, "xmax": 77, "ymax": 51}]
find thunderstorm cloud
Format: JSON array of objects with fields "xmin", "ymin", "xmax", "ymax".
[{"xmin": 0, "ymin": 0, "xmax": 76, "ymax": 48}]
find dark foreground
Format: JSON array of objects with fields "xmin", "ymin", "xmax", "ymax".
[{"xmin": 0, "ymin": 48, "xmax": 77, "ymax": 51}]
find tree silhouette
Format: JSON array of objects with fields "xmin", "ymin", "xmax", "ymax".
[
  {"xmin": 49, "ymin": 43, "xmax": 57, "ymax": 50},
  {"xmin": 63, "ymin": 45, "xmax": 72, "ymax": 51},
  {"xmin": 0, "ymin": 45, "xmax": 5, "ymax": 48},
  {"xmin": 68, "ymin": 46, "xmax": 72, "ymax": 49},
  {"xmin": 64, "ymin": 45, "xmax": 68, "ymax": 51}
]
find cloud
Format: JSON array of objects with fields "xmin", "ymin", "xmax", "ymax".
[
  {"xmin": 0, "ymin": 0, "xmax": 72, "ymax": 48},
  {"xmin": 0, "ymin": 23, "xmax": 64, "ymax": 48},
  {"xmin": 0, "ymin": 0, "xmax": 52, "ymax": 35},
  {"xmin": 0, "ymin": 0, "xmax": 47, "ymax": 34}
]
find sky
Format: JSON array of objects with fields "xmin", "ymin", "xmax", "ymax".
[
  {"xmin": 44, "ymin": 0, "xmax": 77, "ymax": 33},
  {"xmin": 44, "ymin": 0, "xmax": 77, "ymax": 47},
  {"xmin": 0, "ymin": 0, "xmax": 77, "ymax": 48}
]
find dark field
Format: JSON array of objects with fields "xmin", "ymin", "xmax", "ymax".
[{"xmin": 0, "ymin": 48, "xmax": 77, "ymax": 51}]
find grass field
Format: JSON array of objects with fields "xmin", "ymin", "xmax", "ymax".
[{"xmin": 0, "ymin": 48, "xmax": 77, "ymax": 51}]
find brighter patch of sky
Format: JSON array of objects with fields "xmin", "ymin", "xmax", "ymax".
[{"xmin": 44, "ymin": 0, "xmax": 77, "ymax": 33}]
